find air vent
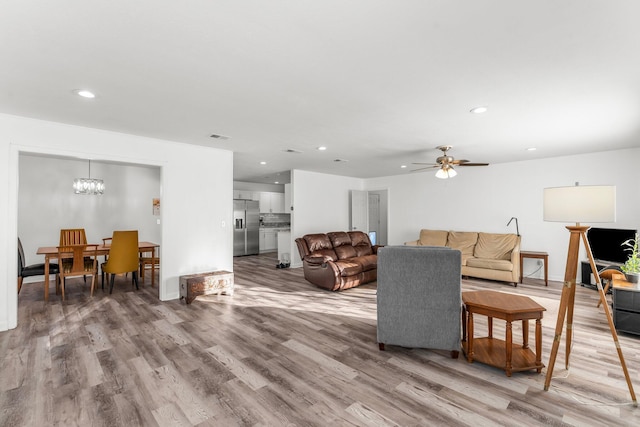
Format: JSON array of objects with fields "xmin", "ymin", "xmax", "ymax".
[
  {"xmin": 209, "ymin": 134, "xmax": 230, "ymax": 140},
  {"xmin": 283, "ymin": 149, "xmax": 302, "ymax": 153}
]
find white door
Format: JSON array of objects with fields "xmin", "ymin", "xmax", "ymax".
[
  {"xmin": 368, "ymin": 193, "xmax": 380, "ymax": 244},
  {"xmin": 350, "ymin": 190, "xmax": 368, "ymax": 232}
]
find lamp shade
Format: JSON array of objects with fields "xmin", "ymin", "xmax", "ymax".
[{"xmin": 543, "ymin": 185, "xmax": 616, "ymax": 223}]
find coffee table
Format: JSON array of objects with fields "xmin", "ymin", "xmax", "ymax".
[{"xmin": 462, "ymin": 290, "xmax": 545, "ymax": 376}]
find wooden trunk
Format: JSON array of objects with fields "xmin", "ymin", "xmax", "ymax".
[{"xmin": 179, "ymin": 270, "xmax": 234, "ymax": 304}]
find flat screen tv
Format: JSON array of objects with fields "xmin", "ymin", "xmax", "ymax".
[{"xmin": 586, "ymin": 227, "xmax": 637, "ymax": 265}]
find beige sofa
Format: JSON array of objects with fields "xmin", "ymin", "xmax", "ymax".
[{"xmin": 405, "ymin": 229, "xmax": 521, "ymax": 285}]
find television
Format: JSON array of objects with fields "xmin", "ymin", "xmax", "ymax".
[{"xmin": 586, "ymin": 227, "xmax": 637, "ymax": 265}]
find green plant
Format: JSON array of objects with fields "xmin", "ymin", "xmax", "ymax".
[{"xmin": 621, "ymin": 232, "xmax": 640, "ymax": 274}]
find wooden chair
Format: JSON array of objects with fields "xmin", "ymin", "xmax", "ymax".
[
  {"xmin": 57, "ymin": 244, "xmax": 99, "ymax": 300},
  {"xmin": 18, "ymin": 238, "xmax": 59, "ymax": 294},
  {"xmin": 102, "ymin": 230, "xmax": 140, "ymax": 294},
  {"xmin": 597, "ymin": 266, "xmax": 624, "ymax": 308},
  {"xmin": 139, "ymin": 249, "xmax": 160, "ymax": 286},
  {"xmin": 61, "ymin": 228, "xmax": 89, "ymax": 283},
  {"xmin": 60, "ymin": 228, "xmax": 87, "ymax": 245}
]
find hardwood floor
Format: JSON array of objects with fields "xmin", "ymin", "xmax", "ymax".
[{"xmin": 2, "ymin": 254, "xmax": 640, "ymax": 426}]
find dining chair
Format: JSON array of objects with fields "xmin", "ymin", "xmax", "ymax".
[
  {"xmin": 61, "ymin": 228, "xmax": 89, "ymax": 283},
  {"xmin": 101, "ymin": 230, "xmax": 140, "ymax": 294},
  {"xmin": 139, "ymin": 249, "xmax": 160, "ymax": 285},
  {"xmin": 18, "ymin": 238, "xmax": 60, "ymax": 294},
  {"xmin": 60, "ymin": 228, "xmax": 88, "ymax": 245},
  {"xmin": 57, "ymin": 244, "xmax": 99, "ymax": 300}
]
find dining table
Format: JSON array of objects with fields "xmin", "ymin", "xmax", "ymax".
[{"xmin": 36, "ymin": 241, "xmax": 160, "ymax": 301}]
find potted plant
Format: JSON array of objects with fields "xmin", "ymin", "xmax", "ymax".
[{"xmin": 621, "ymin": 232, "xmax": 640, "ymax": 284}]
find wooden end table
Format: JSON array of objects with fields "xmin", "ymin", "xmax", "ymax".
[
  {"xmin": 462, "ymin": 290, "xmax": 546, "ymax": 377},
  {"xmin": 519, "ymin": 251, "xmax": 549, "ymax": 286}
]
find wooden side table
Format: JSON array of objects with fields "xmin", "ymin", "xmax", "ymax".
[
  {"xmin": 462, "ymin": 290, "xmax": 545, "ymax": 376},
  {"xmin": 520, "ymin": 251, "xmax": 549, "ymax": 286}
]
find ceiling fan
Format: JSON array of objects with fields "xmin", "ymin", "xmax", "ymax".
[{"xmin": 412, "ymin": 145, "xmax": 489, "ymax": 179}]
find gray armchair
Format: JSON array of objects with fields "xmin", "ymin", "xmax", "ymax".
[{"xmin": 377, "ymin": 245, "xmax": 462, "ymax": 358}]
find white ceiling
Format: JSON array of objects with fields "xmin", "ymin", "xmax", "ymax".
[{"xmin": 2, "ymin": 1, "xmax": 639, "ymax": 184}]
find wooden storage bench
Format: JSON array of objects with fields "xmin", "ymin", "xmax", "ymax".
[{"xmin": 179, "ymin": 270, "xmax": 234, "ymax": 304}]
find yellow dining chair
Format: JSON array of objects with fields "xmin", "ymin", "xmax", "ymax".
[
  {"xmin": 101, "ymin": 230, "xmax": 140, "ymax": 294},
  {"xmin": 57, "ymin": 244, "xmax": 99, "ymax": 300}
]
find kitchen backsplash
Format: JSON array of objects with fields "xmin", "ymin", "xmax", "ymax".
[{"xmin": 260, "ymin": 213, "xmax": 291, "ymax": 227}]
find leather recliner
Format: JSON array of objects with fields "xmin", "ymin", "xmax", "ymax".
[{"xmin": 295, "ymin": 231, "xmax": 380, "ymax": 291}]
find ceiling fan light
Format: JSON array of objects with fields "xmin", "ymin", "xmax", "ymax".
[
  {"xmin": 435, "ymin": 168, "xmax": 449, "ymax": 179},
  {"xmin": 435, "ymin": 166, "xmax": 457, "ymax": 179}
]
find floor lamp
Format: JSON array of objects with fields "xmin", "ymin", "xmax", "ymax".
[{"xmin": 542, "ymin": 185, "xmax": 636, "ymax": 404}]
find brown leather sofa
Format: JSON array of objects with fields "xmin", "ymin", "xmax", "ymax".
[{"xmin": 295, "ymin": 231, "xmax": 380, "ymax": 291}]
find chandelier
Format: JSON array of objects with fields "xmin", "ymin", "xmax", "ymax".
[{"xmin": 73, "ymin": 160, "xmax": 104, "ymax": 195}]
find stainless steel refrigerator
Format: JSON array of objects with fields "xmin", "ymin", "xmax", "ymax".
[{"xmin": 233, "ymin": 200, "xmax": 259, "ymax": 256}]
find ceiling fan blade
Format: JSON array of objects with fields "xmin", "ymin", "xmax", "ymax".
[
  {"xmin": 412, "ymin": 162, "xmax": 438, "ymax": 165},
  {"xmin": 458, "ymin": 162, "xmax": 489, "ymax": 166},
  {"xmin": 410, "ymin": 166, "xmax": 439, "ymax": 172},
  {"xmin": 451, "ymin": 159, "xmax": 470, "ymax": 164}
]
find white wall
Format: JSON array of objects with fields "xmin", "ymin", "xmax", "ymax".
[
  {"xmin": 290, "ymin": 169, "xmax": 364, "ymax": 266},
  {"xmin": 365, "ymin": 148, "xmax": 640, "ymax": 282},
  {"xmin": 1, "ymin": 114, "xmax": 234, "ymax": 331},
  {"xmin": 18, "ymin": 155, "xmax": 161, "ymax": 272}
]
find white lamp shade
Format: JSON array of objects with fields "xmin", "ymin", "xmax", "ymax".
[
  {"xmin": 543, "ymin": 185, "xmax": 616, "ymax": 223},
  {"xmin": 435, "ymin": 167, "xmax": 457, "ymax": 179}
]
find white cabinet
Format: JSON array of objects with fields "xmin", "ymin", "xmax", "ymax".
[
  {"xmin": 259, "ymin": 192, "xmax": 285, "ymax": 213},
  {"xmin": 260, "ymin": 229, "xmax": 277, "ymax": 252},
  {"xmin": 271, "ymin": 193, "xmax": 285, "ymax": 213},
  {"xmin": 234, "ymin": 190, "xmax": 259, "ymax": 200}
]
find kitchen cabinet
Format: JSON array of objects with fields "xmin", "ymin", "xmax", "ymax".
[
  {"xmin": 234, "ymin": 190, "xmax": 259, "ymax": 200},
  {"xmin": 259, "ymin": 192, "xmax": 285, "ymax": 213},
  {"xmin": 260, "ymin": 229, "xmax": 277, "ymax": 252}
]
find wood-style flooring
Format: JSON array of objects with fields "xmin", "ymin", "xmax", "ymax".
[{"xmin": 2, "ymin": 253, "xmax": 640, "ymax": 426}]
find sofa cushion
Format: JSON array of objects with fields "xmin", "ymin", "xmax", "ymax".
[
  {"xmin": 303, "ymin": 234, "xmax": 337, "ymax": 261},
  {"xmin": 334, "ymin": 260, "xmax": 362, "ymax": 277},
  {"xmin": 352, "ymin": 254, "xmax": 377, "ymax": 272},
  {"xmin": 466, "ymin": 257, "xmax": 514, "ymax": 272},
  {"xmin": 328, "ymin": 231, "xmax": 358, "ymax": 259},
  {"xmin": 349, "ymin": 231, "xmax": 374, "ymax": 256},
  {"xmin": 446, "ymin": 231, "xmax": 478, "ymax": 257},
  {"xmin": 474, "ymin": 233, "xmax": 518, "ymax": 260},
  {"xmin": 418, "ymin": 229, "xmax": 449, "ymax": 246}
]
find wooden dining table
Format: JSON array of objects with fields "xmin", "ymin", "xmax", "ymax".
[{"xmin": 36, "ymin": 241, "xmax": 159, "ymax": 301}]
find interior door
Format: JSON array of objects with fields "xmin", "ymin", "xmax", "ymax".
[
  {"xmin": 350, "ymin": 190, "xmax": 368, "ymax": 232},
  {"xmin": 368, "ymin": 193, "xmax": 380, "ymax": 244}
]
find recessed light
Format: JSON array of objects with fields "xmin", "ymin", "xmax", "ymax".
[
  {"xmin": 75, "ymin": 89, "xmax": 96, "ymax": 99},
  {"xmin": 400, "ymin": 165, "xmax": 407, "ymax": 169},
  {"xmin": 260, "ymin": 161, "xmax": 267, "ymax": 165},
  {"xmin": 527, "ymin": 147, "xmax": 537, "ymax": 151},
  {"xmin": 470, "ymin": 106, "xmax": 488, "ymax": 114},
  {"xmin": 317, "ymin": 146, "xmax": 327, "ymax": 151},
  {"xmin": 274, "ymin": 181, "xmax": 279, "ymax": 184}
]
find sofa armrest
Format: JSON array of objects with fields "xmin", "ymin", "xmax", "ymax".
[{"xmin": 305, "ymin": 255, "xmax": 331, "ymax": 266}]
